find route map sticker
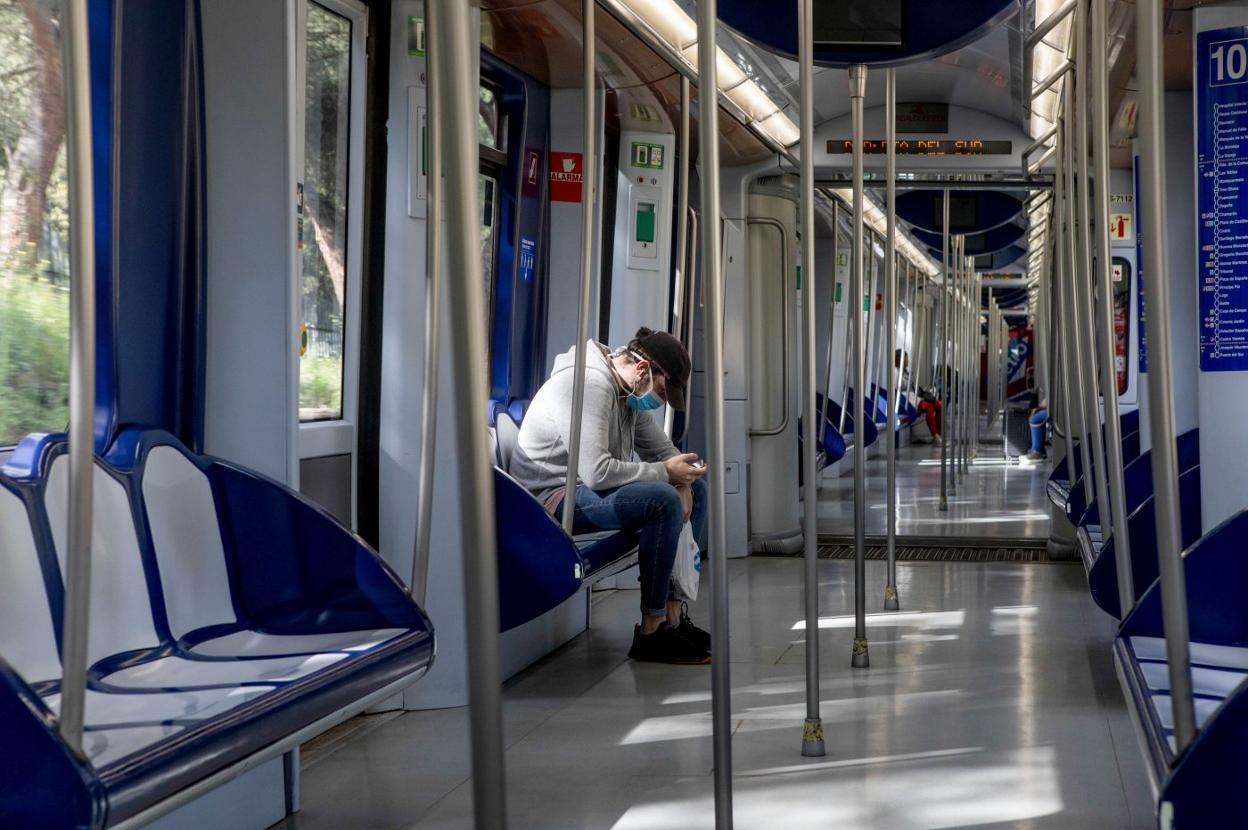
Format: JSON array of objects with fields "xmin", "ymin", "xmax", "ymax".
[{"xmin": 1197, "ymin": 26, "xmax": 1248, "ymax": 370}]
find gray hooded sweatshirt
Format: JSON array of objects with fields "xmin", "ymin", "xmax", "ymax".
[{"xmin": 509, "ymin": 340, "xmax": 679, "ymax": 507}]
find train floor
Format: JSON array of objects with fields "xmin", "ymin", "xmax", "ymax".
[
  {"xmin": 817, "ymin": 420, "xmax": 1053, "ymax": 543},
  {"xmin": 272, "ymin": 556, "xmax": 1154, "ymax": 829}
]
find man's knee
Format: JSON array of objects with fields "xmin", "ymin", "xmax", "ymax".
[
  {"xmin": 690, "ymin": 476, "xmax": 708, "ymax": 505},
  {"xmin": 645, "ymin": 483, "xmax": 684, "ymax": 524}
]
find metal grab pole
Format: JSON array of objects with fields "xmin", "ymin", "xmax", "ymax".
[
  {"xmin": 1062, "ymin": 102, "xmax": 1095, "ymax": 493},
  {"xmin": 411, "ymin": 0, "xmax": 443, "ymax": 603},
  {"xmin": 949, "ymin": 238, "xmax": 960, "ymax": 492},
  {"xmin": 696, "ymin": 0, "xmax": 735, "ymax": 820},
  {"xmin": 1073, "ymin": 4, "xmax": 1113, "ymax": 540},
  {"xmin": 798, "ymin": 0, "xmax": 825, "ymax": 757},
  {"xmin": 939, "ymin": 191, "xmax": 950, "ymax": 511},
  {"xmin": 666, "ymin": 76, "xmax": 692, "ymax": 439},
  {"xmin": 560, "ymin": 0, "xmax": 598, "ymax": 537},
  {"xmin": 1137, "ymin": 0, "xmax": 1196, "ymax": 752},
  {"xmin": 849, "ymin": 64, "xmax": 870, "ymax": 669},
  {"xmin": 57, "ymin": 0, "xmax": 96, "ymax": 756},
  {"xmin": 1092, "ymin": 0, "xmax": 1134, "ymax": 609},
  {"xmin": 434, "ymin": 1, "xmax": 506, "ymax": 825},
  {"xmin": 1052, "ymin": 122, "xmax": 1079, "ymax": 475},
  {"xmin": 884, "ymin": 68, "xmax": 900, "ymax": 612}
]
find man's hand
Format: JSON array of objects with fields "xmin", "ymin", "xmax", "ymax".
[
  {"xmin": 675, "ymin": 483, "xmax": 694, "ymax": 522},
  {"xmin": 664, "ymin": 452, "xmax": 707, "ymax": 486}
]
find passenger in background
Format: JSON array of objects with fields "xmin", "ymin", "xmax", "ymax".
[
  {"xmin": 917, "ymin": 386, "xmax": 943, "ymax": 445},
  {"xmin": 510, "ymin": 327, "xmax": 712, "ymax": 665},
  {"xmin": 1027, "ymin": 400, "xmax": 1049, "ymax": 461}
]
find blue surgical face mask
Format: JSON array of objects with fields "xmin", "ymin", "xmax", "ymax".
[
  {"xmin": 625, "ymin": 356, "xmax": 664, "ymax": 411},
  {"xmin": 627, "ymin": 387, "xmax": 664, "ymax": 411}
]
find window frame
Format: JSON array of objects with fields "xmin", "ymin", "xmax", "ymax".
[{"xmin": 294, "ymin": 0, "xmax": 368, "ymax": 526}]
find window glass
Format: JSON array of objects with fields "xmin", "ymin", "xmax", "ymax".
[
  {"xmin": 299, "ymin": 2, "xmax": 351, "ymax": 422},
  {"xmin": 478, "ymin": 85, "xmax": 501, "ymax": 151},
  {"xmin": 480, "ymin": 172, "xmax": 498, "ymax": 336},
  {"xmin": 0, "ymin": 0, "xmax": 70, "ymax": 446}
]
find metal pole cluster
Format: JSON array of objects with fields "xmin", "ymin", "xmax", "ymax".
[
  {"xmin": 666, "ymin": 77, "xmax": 692, "ymax": 440},
  {"xmin": 798, "ymin": 0, "xmax": 825, "ymax": 758},
  {"xmin": 1136, "ymin": 0, "xmax": 1196, "ymax": 753},
  {"xmin": 695, "ymin": 0, "xmax": 735, "ymax": 821},
  {"xmin": 849, "ymin": 63, "xmax": 870, "ymax": 669},
  {"xmin": 1091, "ymin": 0, "xmax": 1134, "ymax": 607},
  {"xmin": 432, "ymin": 0, "xmax": 507, "ymax": 825}
]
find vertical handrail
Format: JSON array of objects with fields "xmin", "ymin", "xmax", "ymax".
[
  {"xmin": 883, "ymin": 68, "xmax": 900, "ymax": 612},
  {"xmin": 696, "ymin": 0, "xmax": 735, "ymax": 821},
  {"xmin": 57, "ymin": 0, "xmax": 96, "ymax": 756},
  {"xmin": 1137, "ymin": 0, "xmax": 1196, "ymax": 753},
  {"xmin": 666, "ymin": 76, "xmax": 692, "ymax": 438},
  {"xmin": 1092, "ymin": 0, "xmax": 1134, "ymax": 608},
  {"xmin": 1052, "ymin": 120, "xmax": 1079, "ymax": 474},
  {"xmin": 677, "ymin": 205, "xmax": 699, "ymax": 445},
  {"xmin": 798, "ymin": 0, "xmax": 825, "ymax": 756},
  {"xmin": 411, "ymin": 0, "xmax": 443, "ymax": 603},
  {"xmin": 849, "ymin": 63, "xmax": 870, "ymax": 670},
  {"xmin": 433, "ymin": 0, "xmax": 507, "ymax": 824},
  {"xmin": 561, "ymin": 0, "xmax": 598, "ymax": 538},
  {"xmin": 1073, "ymin": 1, "xmax": 1114, "ymax": 539},
  {"xmin": 950, "ymin": 238, "xmax": 961, "ymax": 491},
  {"xmin": 939, "ymin": 192, "xmax": 950, "ymax": 511},
  {"xmin": 1062, "ymin": 99, "xmax": 1095, "ymax": 494}
]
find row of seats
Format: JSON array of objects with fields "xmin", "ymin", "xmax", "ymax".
[
  {"xmin": 0, "ymin": 428, "xmax": 434, "ymax": 828},
  {"xmin": 489, "ymin": 406, "xmax": 642, "ymax": 632},
  {"xmin": 1050, "ymin": 413, "xmax": 1248, "ymax": 825}
]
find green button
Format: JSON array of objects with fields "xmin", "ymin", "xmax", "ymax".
[{"xmin": 636, "ymin": 208, "xmax": 656, "ymax": 243}]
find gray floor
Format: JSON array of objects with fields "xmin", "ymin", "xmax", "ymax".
[
  {"xmin": 818, "ymin": 426, "xmax": 1053, "ymax": 542},
  {"xmin": 272, "ymin": 557, "xmax": 1154, "ymax": 830}
]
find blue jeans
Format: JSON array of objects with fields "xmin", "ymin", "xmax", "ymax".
[
  {"xmin": 557, "ymin": 477, "xmax": 708, "ymax": 616},
  {"xmin": 1029, "ymin": 408, "xmax": 1049, "ymax": 453}
]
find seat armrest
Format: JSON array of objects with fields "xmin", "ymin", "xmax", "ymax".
[
  {"xmin": 210, "ymin": 462, "xmax": 430, "ymax": 634},
  {"xmin": 0, "ymin": 659, "xmax": 102, "ymax": 827}
]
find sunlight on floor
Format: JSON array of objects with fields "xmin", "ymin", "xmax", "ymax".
[
  {"xmin": 792, "ymin": 610, "xmax": 966, "ymax": 631},
  {"xmin": 611, "ymin": 745, "xmax": 1063, "ymax": 830}
]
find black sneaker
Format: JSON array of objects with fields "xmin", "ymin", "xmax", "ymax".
[
  {"xmin": 675, "ymin": 602, "xmax": 711, "ymax": 654},
  {"xmin": 628, "ymin": 622, "xmax": 711, "ymax": 664}
]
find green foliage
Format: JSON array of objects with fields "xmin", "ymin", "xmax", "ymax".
[
  {"xmin": 299, "ymin": 354, "xmax": 343, "ymax": 421},
  {"xmin": 0, "ymin": 266, "xmax": 69, "ymax": 444}
]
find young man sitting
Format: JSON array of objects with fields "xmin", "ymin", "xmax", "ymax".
[{"xmin": 509, "ymin": 327, "xmax": 711, "ymax": 664}]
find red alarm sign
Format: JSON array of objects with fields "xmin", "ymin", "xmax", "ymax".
[{"xmin": 549, "ymin": 152, "xmax": 583, "ymax": 203}]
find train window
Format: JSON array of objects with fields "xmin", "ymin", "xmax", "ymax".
[
  {"xmin": 480, "ymin": 173, "xmax": 499, "ymax": 335},
  {"xmin": 0, "ymin": 0, "xmax": 70, "ymax": 447},
  {"xmin": 479, "ymin": 85, "xmax": 503, "ymax": 153},
  {"xmin": 299, "ymin": 1, "xmax": 352, "ymax": 422}
]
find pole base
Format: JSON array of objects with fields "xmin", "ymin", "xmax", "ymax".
[
  {"xmin": 801, "ymin": 718, "xmax": 826, "ymax": 757},
  {"xmin": 939, "ymin": 496, "xmax": 948, "ymax": 511},
  {"xmin": 883, "ymin": 585, "xmax": 900, "ymax": 611},
  {"xmin": 851, "ymin": 638, "xmax": 870, "ymax": 668}
]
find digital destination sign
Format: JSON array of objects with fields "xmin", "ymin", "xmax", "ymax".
[{"xmin": 825, "ymin": 139, "xmax": 1013, "ymax": 156}]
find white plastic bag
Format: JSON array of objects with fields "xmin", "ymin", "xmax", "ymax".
[{"xmin": 673, "ymin": 521, "xmax": 701, "ymax": 601}]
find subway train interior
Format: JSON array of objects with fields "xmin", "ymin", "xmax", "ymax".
[{"xmin": 3, "ymin": 0, "xmax": 1247, "ymax": 827}]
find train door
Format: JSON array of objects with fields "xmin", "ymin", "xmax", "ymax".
[{"xmin": 295, "ymin": 0, "xmax": 368, "ymax": 528}]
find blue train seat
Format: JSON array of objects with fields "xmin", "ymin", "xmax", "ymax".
[
  {"xmin": 0, "ymin": 429, "xmax": 434, "ymax": 828},
  {"xmin": 1076, "ymin": 428, "xmax": 1200, "ymax": 541},
  {"xmin": 1083, "ymin": 466, "xmax": 1202, "ymax": 619},
  {"xmin": 818, "ymin": 392, "xmax": 878, "ymax": 450},
  {"xmin": 489, "ymin": 413, "xmax": 640, "ymax": 632},
  {"xmin": 1114, "ymin": 507, "xmax": 1248, "ymax": 826}
]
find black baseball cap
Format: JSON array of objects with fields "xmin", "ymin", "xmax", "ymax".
[{"xmin": 631, "ymin": 326, "xmax": 691, "ymax": 411}]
